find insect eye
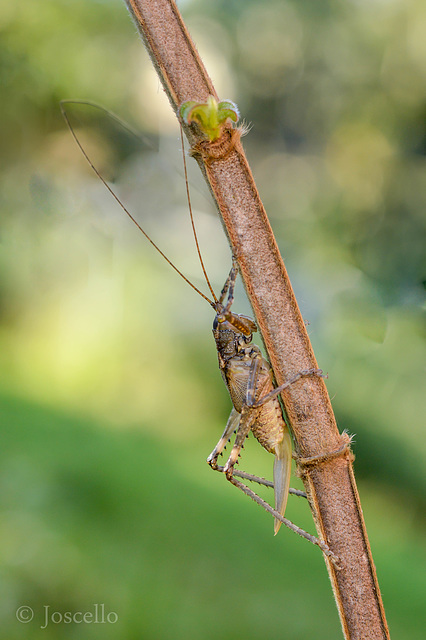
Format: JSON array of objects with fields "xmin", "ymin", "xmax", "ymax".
[{"xmin": 213, "ymin": 314, "xmax": 225, "ymax": 330}]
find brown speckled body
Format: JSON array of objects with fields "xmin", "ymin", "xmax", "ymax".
[
  {"xmin": 210, "ymin": 311, "xmax": 293, "ymax": 532},
  {"xmin": 217, "ymin": 336, "xmax": 286, "ymax": 454}
]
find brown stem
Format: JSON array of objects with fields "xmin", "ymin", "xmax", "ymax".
[{"xmin": 124, "ymin": 1, "xmax": 390, "ymax": 638}]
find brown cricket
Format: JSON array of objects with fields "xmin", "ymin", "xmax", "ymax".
[
  {"xmin": 207, "ymin": 258, "xmax": 320, "ymax": 535},
  {"xmin": 60, "ymin": 100, "xmax": 336, "ymax": 559}
]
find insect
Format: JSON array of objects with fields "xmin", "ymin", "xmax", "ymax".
[
  {"xmin": 206, "ymin": 257, "xmax": 318, "ymax": 535},
  {"xmin": 61, "ymin": 100, "xmax": 335, "ymax": 557}
]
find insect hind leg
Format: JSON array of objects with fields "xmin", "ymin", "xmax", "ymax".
[
  {"xmin": 226, "ymin": 474, "xmax": 339, "ymax": 564},
  {"xmin": 251, "ymin": 368, "xmax": 326, "ymax": 408},
  {"xmin": 214, "ymin": 466, "xmax": 307, "ymax": 498}
]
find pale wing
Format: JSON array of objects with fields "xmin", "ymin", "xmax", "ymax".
[
  {"xmin": 273, "ymin": 429, "xmax": 293, "ymax": 535},
  {"xmin": 225, "ymin": 361, "xmax": 251, "ymax": 412}
]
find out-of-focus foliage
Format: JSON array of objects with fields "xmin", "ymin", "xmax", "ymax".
[{"xmin": 0, "ymin": 1, "xmax": 424, "ymax": 639}]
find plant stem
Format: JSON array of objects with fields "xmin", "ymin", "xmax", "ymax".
[{"xmin": 124, "ymin": 1, "xmax": 390, "ymax": 638}]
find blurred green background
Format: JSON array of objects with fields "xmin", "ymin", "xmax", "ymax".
[{"xmin": 0, "ymin": 0, "xmax": 425, "ymax": 638}]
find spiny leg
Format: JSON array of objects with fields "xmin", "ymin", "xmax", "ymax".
[
  {"xmin": 223, "ymin": 404, "xmax": 257, "ymax": 477},
  {"xmin": 251, "ymin": 368, "xmax": 326, "ymax": 408},
  {"xmin": 209, "ymin": 360, "xmax": 312, "ymax": 536},
  {"xmin": 207, "ymin": 356, "xmax": 271, "ymax": 483},
  {"xmin": 244, "ymin": 354, "xmax": 293, "ymax": 532},
  {"xmin": 218, "ymin": 258, "xmax": 238, "ymax": 307},
  {"xmin": 217, "ymin": 402, "xmax": 297, "ymax": 536},
  {"xmin": 223, "ymin": 259, "xmax": 238, "ymax": 314},
  {"xmin": 214, "ymin": 466, "xmax": 307, "ymax": 498},
  {"xmin": 227, "ymin": 474, "xmax": 339, "ymax": 565},
  {"xmin": 294, "ymin": 432, "xmax": 354, "ymax": 468},
  {"xmin": 233, "ymin": 364, "xmax": 337, "ymax": 540},
  {"xmin": 208, "ymin": 373, "xmax": 260, "ymax": 481},
  {"xmin": 207, "ymin": 407, "xmax": 240, "ymax": 470},
  {"xmin": 244, "ymin": 359, "xmax": 322, "ymax": 410}
]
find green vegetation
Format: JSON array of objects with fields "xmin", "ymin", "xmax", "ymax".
[
  {"xmin": 180, "ymin": 96, "xmax": 240, "ymax": 141},
  {"xmin": 0, "ymin": 0, "xmax": 424, "ymax": 638},
  {"xmin": 1, "ymin": 393, "xmax": 423, "ymax": 639}
]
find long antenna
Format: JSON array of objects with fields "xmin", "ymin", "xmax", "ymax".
[
  {"xmin": 61, "ymin": 99, "xmax": 145, "ymax": 141},
  {"xmin": 179, "ymin": 127, "xmax": 218, "ymax": 305},
  {"xmin": 60, "ymin": 100, "xmax": 215, "ymax": 307}
]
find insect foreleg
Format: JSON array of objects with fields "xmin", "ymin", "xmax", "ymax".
[
  {"xmin": 207, "ymin": 407, "xmax": 240, "ymax": 470},
  {"xmin": 218, "ymin": 258, "xmax": 238, "ymax": 308},
  {"xmin": 223, "ymin": 404, "xmax": 258, "ymax": 477}
]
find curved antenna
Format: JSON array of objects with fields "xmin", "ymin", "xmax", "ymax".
[
  {"xmin": 60, "ymin": 100, "xmax": 215, "ymax": 307},
  {"xmin": 61, "ymin": 99, "xmax": 151, "ymax": 145},
  {"xmin": 179, "ymin": 127, "xmax": 218, "ymax": 305}
]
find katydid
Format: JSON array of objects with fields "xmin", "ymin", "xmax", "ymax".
[{"xmin": 61, "ymin": 99, "xmax": 336, "ymax": 560}]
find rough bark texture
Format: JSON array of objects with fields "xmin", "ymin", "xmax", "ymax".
[{"xmin": 124, "ymin": 1, "xmax": 390, "ymax": 638}]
